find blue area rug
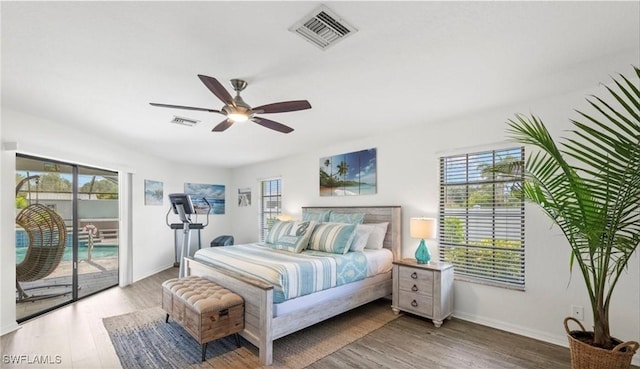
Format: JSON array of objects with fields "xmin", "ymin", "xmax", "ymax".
[{"xmin": 103, "ymin": 299, "xmax": 398, "ymax": 368}]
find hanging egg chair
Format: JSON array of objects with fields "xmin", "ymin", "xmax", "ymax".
[{"xmin": 15, "ymin": 176, "xmax": 70, "ymax": 301}]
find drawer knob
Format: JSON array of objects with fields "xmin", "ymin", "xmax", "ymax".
[
  {"xmin": 410, "ymin": 272, "xmax": 418, "ymax": 279},
  {"xmin": 411, "ymin": 300, "xmax": 418, "ymax": 307},
  {"xmin": 411, "ymin": 284, "xmax": 418, "ymax": 292}
]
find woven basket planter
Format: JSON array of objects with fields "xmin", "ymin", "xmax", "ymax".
[{"xmin": 564, "ymin": 317, "xmax": 639, "ymax": 369}]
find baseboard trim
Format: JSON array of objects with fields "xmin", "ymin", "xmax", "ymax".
[
  {"xmin": 1, "ymin": 322, "xmax": 20, "ymax": 336},
  {"xmin": 453, "ymin": 312, "xmax": 640, "ymax": 366},
  {"xmin": 131, "ymin": 264, "xmax": 175, "ymax": 284},
  {"xmin": 454, "ymin": 311, "xmax": 567, "ymax": 345}
]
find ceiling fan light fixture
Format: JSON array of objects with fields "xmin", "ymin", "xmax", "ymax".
[
  {"xmin": 227, "ymin": 112, "xmax": 249, "ymax": 123},
  {"xmin": 223, "ymin": 104, "xmax": 251, "ymax": 122}
]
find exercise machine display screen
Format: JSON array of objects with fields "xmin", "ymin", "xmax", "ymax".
[{"xmin": 169, "ymin": 193, "xmax": 195, "ymax": 223}]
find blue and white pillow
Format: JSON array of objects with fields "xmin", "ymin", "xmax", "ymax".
[
  {"xmin": 329, "ymin": 212, "xmax": 365, "ymax": 225},
  {"xmin": 272, "ymin": 221, "xmax": 316, "ymax": 253},
  {"xmin": 308, "ymin": 222, "xmax": 357, "ymax": 254},
  {"xmin": 303, "ymin": 210, "xmax": 332, "ymax": 223},
  {"xmin": 265, "ymin": 220, "xmax": 293, "ymax": 244}
]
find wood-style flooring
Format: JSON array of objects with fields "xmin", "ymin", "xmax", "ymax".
[
  {"xmin": 2, "ymin": 267, "xmax": 178, "ymax": 369},
  {"xmin": 2, "ymin": 267, "xmax": 637, "ymax": 369},
  {"xmin": 312, "ymin": 314, "xmax": 570, "ymax": 369}
]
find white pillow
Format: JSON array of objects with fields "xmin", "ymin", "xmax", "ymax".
[
  {"xmin": 349, "ymin": 224, "xmax": 374, "ymax": 252},
  {"xmin": 364, "ymin": 222, "xmax": 389, "ymax": 250}
]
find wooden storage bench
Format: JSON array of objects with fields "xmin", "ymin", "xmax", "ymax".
[{"xmin": 161, "ymin": 276, "xmax": 244, "ymax": 361}]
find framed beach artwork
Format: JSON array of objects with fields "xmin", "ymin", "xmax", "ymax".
[
  {"xmin": 144, "ymin": 179, "xmax": 163, "ymax": 205},
  {"xmin": 238, "ymin": 187, "xmax": 251, "ymax": 207},
  {"xmin": 319, "ymin": 148, "xmax": 377, "ymax": 196},
  {"xmin": 184, "ymin": 182, "xmax": 226, "ymax": 214}
]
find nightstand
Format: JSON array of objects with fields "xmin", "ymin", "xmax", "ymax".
[{"xmin": 391, "ymin": 259, "xmax": 454, "ymax": 327}]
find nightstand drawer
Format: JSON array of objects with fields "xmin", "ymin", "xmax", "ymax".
[
  {"xmin": 397, "ymin": 292, "xmax": 433, "ymax": 314},
  {"xmin": 398, "ymin": 267, "xmax": 433, "ymax": 294}
]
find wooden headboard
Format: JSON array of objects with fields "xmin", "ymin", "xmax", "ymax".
[{"xmin": 301, "ymin": 206, "xmax": 402, "ymax": 261}]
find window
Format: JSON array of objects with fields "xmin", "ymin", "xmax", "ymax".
[
  {"xmin": 260, "ymin": 178, "xmax": 282, "ymax": 241},
  {"xmin": 438, "ymin": 147, "xmax": 525, "ymax": 289}
]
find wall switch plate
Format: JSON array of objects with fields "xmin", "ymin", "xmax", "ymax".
[{"xmin": 571, "ymin": 305, "xmax": 584, "ymax": 321}]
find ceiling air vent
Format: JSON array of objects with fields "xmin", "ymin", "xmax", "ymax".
[
  {"xmin": 170, "ymin": 116, "xmax": 199, "ymax": 127},
  {"xmin": 289, "ymin": 5, "xmax": 357, "ymax": 50}
]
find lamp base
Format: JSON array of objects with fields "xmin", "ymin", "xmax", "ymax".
[{"xmin": 415, "ymin": 239, "xmax": 431, "ymax": 264}]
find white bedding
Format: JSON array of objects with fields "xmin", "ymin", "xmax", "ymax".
[{"xmin": 363, "ymin": 248, "xmax": 393, "ymax": 276}]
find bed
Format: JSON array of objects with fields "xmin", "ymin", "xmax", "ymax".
[{"xmin": 184, "ymin": 205, "xmax": 401, "ymax": 365}]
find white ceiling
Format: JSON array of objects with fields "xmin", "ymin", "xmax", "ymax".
[{"xmin": 2, "ymin": 1, "xmax": 639, "ymax": 168}]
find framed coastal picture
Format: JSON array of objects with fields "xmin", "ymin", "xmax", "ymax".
[
  {"xmin": 184, "ymin": 182, "xmax": 225, "ymax": 214},
  {"xmin": 144, "ymin": 179, "xmax": 163, "ymax": 205},
  {"xmin": 319, "ymin": 148, "xmax": 377, "ymax": 196}
]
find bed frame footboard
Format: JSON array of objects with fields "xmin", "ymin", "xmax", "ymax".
[{"xmin": 185, "ymin": 257, "xmax": 275, "ymax": 365}]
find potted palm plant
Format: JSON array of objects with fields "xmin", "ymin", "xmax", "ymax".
[{"xmin": 493, "ymin": 66, "xmax": 639, "ymax": 369}]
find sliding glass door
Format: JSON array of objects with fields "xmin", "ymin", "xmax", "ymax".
[
  {"xmin": 77, "ymin": 166, "xmax": 119, "ymax": 298},
  {"xmin": 15, "ymin": 154, "xmax": 119, "ymax": 321}
]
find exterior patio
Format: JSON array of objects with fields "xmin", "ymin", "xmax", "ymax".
[{"xmin": 16, "ymin": 255, "xmax": 119, "ymax": 320}]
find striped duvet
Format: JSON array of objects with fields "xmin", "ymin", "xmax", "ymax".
[{"xmin": 193, "ymin": 243, "xmax": 368, "ymax": 303}]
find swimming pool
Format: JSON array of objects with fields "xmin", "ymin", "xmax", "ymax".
[
  {"xmin": 16, "ymin": 244, "xmax": 118, "ymax": 264},
  {"xmin": 15, "ymin": 229, "xmax": 118, "ymax": 263}
]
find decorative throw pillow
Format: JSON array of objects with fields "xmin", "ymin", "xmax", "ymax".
[
  {"xmin": 302, "ymin": 210, "xmax": 332, "ymax": 223},
  {"xmin": 265, "ymin": 220, "xmax": 293, "ymax": 244},
  {"xmin": 273, "ymin": 221, "xmax": 316, "ymax": 253},
  {"xmin": 349, "ymin": 224, "xmax": 374, "ymax": 252},
  {"xmin": 308, "ymin": 222, "xmax": 357, "ymax": 254},
  {"xmin": 329, "ymin": 212, "xmax": 365, "ymax": 225},
  {"xmin": 364, "ymin": 222, "xmax": 389, "ymax": 250}
]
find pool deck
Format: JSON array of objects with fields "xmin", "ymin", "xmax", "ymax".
[{"xmin": 16, "ymin": 257, "xmax": 119, "ymax": 320}]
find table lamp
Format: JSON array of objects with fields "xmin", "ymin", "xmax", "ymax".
[{"xmin": 410, "ymin": 217, "xmax": 436, "ymax": 264}]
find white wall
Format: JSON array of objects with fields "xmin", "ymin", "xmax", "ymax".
[
  {"xmin": 0, "ymin": 108, "xmax": 232, "ymax": 334},
  {"xmin": 229, "ymin": 82, "xmax": 640, "ymax": 364},
  {"xmin": 1, "ymin": 80, "xmax": 638, "ymax": 365}
]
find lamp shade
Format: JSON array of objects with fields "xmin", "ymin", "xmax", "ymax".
[
  {"xmin": 276, "ymin": 214, "xmax": 292, "ymax": 221},
  {"xmin": 410, "ymin": 218, "xmax": 436, "ymax": 239}
]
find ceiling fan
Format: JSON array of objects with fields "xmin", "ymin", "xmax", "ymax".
[{"xmin": 150, "ymin": 75, "xmax": 311, "ymax": 133}]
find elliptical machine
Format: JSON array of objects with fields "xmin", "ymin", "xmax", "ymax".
[{"xmin": 166, "ymin": 193, "xmax": 210, "ymax": 278}]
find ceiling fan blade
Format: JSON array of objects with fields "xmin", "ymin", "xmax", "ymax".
[
  {"xmin": 252, "ymin": 100, "xmax": 312, "ymax": 114},
  {"xmin": 252, "ymin": 117, "xmax": 294, "ymax": 134},
  {"xmin": 197, "ymin": 75, "xmax": 234, "ymax": 106},
  {"xmin": 149, "ymin": 102, "xmax": 222, "ymax": 114},
  {"xmin": 212, "ymin": 119, "xmax": 233, "ymax": 132}
]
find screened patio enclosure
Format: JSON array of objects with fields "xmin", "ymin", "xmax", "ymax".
[{"xmin": 15, "ymin": 154, "xmax": 119, "ymax": 321}]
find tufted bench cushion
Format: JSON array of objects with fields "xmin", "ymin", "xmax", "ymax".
[
  {"xmin": 162, "ymin": 276, "xmax": 244, "ymax": 362},
  {"xmin": 163, "ymin": 276, "xmax": 243, "ymax": 313}
]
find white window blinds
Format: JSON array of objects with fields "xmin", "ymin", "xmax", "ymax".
[
  {"xmin": 260, "ymin": 178, "xmax": 282, "ymax": 241},
  {"xmin": 438, "ymin": 147, "xmax": 525, "ymax": 289}
]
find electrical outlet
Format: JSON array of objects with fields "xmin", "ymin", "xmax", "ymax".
[{"xmin": 571, "ymin": 305, "xmax": 584, "ymax": 321}]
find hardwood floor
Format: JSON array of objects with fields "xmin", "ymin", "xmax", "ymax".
[
  {"xmin": 312, "ymin": 315, "xmax": 571, "ymax": 369},
  {"xmin": 2, "ymin": 267, "xmax": 637, "ymax": 369},
  {"xmin": 2, "ymin": 267, "xmax": 178, "ymax": 369}
]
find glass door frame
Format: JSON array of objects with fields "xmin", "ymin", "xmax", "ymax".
[{"xmin": 15, "ymin": 153, "xmax": 119, "ymax": 322}]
